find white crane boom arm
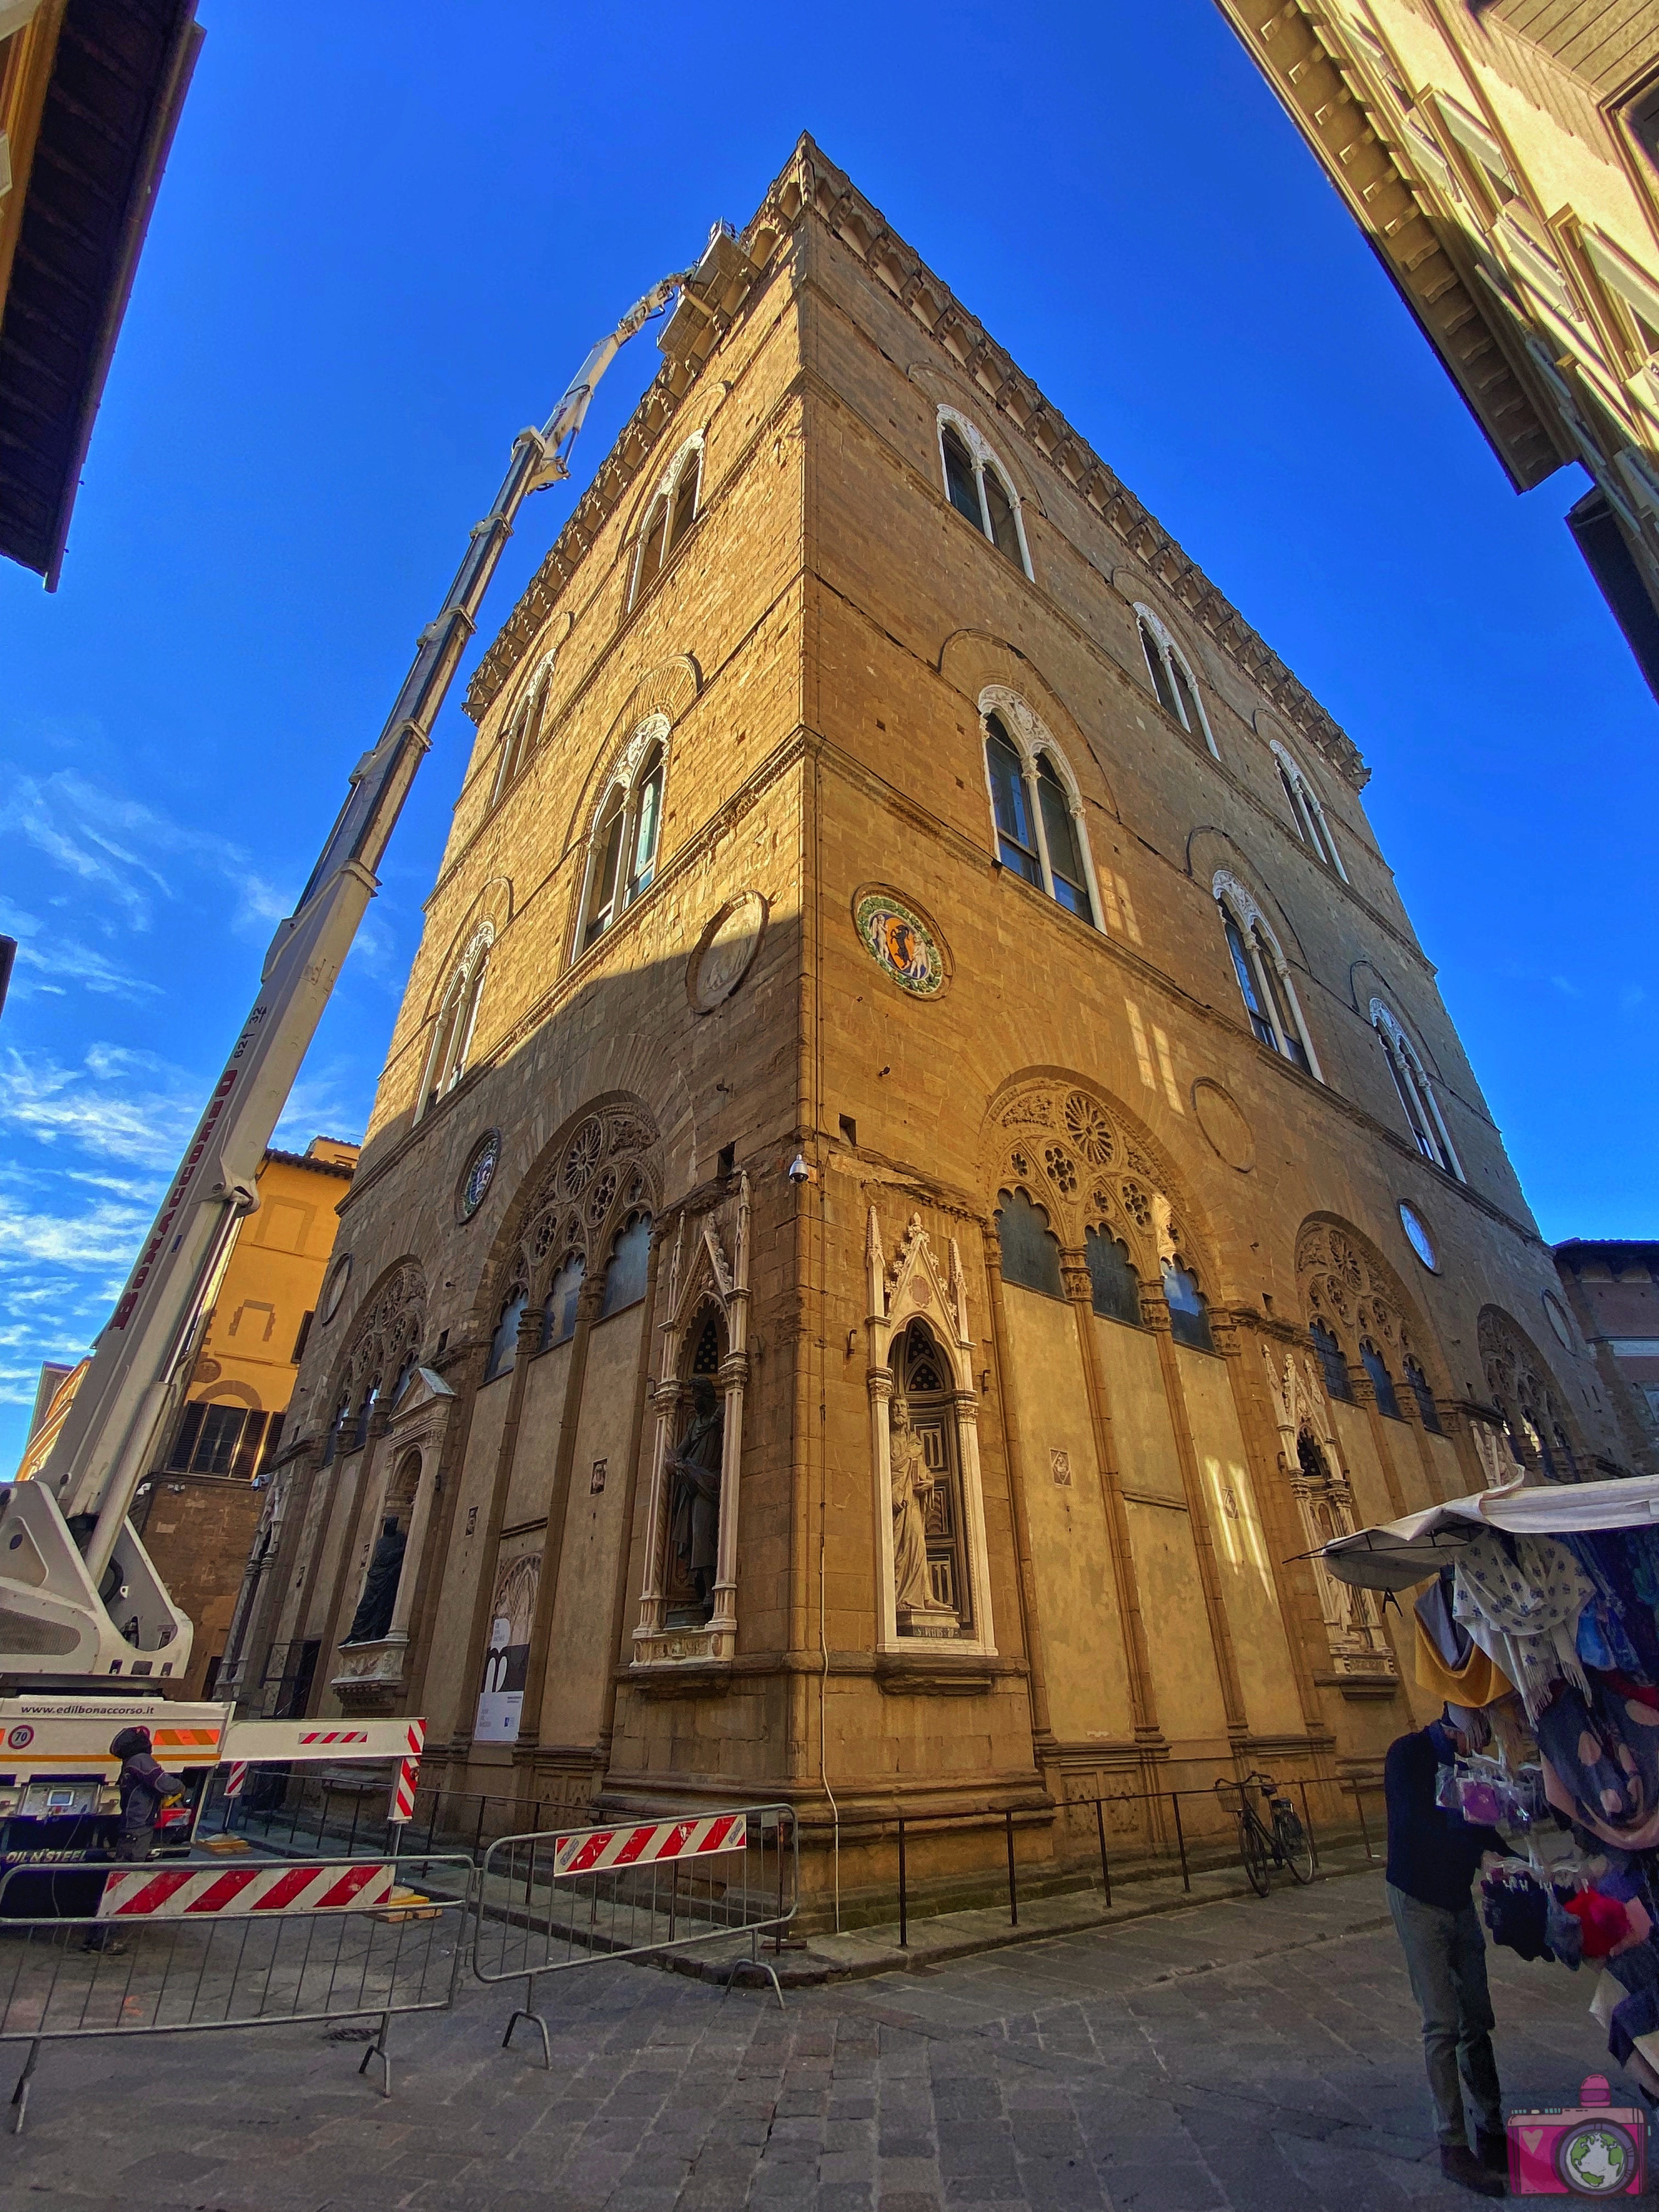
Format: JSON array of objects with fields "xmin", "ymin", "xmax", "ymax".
[{"xmin": 20, "ymin": 251, "xmax": 703, "ymax": 1650}]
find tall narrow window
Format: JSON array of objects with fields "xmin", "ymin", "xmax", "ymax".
[
  {"xmin": 492, "ymin": 658, "xmax": 554, "ymax": 805},
  {"xmin": 1405, "ymin": 1357, "xmax": 1443, "ymax": 1434},
  {"xmin": 1214, "ymin": 878, "xmax": 1317, "ymax": 1078},
  {"xmin": 419, "ymin": 929, "xmax": 492, "ymax": 1120},
  {"xmin": 485, "ymin": 1294, "xmax": 526, "ymax": 1383},
  {"xmin": 629, "ymin": 438, "xmax": 703, "ymax": 608},
  {"xmin": 996, "ymin": 1188, "xmax": 1065, "ymax": 1299},
  {"xmin": 980, "ymin": 693, "xmax": 1099, "ymax": 927},
  {"xmin": 1135, "ymin": 607, "xmax": 1217, "ymax": 757},
  {"xmin": 1370, "ymin": 1002, "xmax": 1462, "ymax": 1180},
  {"xmin": 540, "ymin": 1254, "xmax": 584, "ymax": 1350},
  {"xmin": 1273, "ymin": 746, "xmax": 1344, "ymax": 878},
  {"xmin": 1312, "ymin": 1319, "xmax": 1352, "ymax": 1402},
  {"xmin": 1161, "ymin": 1260, "xmax": 1213, "ymax": 1352},
  {"xmin": 937, "ymin": 411, "xmax": 1030, "ymax": 575},
  {"xmin": 1361, "ymin": 1340, "xmax": 1403, "ymax": 1420},
  {"xmin": 578, "ymin": 720, "xmax": 670, "ymax": 955},
  {"xmin": 1086, "ymin": 1226, "xmax": 1141, "ymax": 1326},
  {"xmin": 600, "ymin": 1214, "xmax": 652, "ymax": 1319}
]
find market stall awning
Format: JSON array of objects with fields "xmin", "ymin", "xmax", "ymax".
[{"xmin": 1318, "ymin": 1474, "xmax": 1659, "ymax": 1593}]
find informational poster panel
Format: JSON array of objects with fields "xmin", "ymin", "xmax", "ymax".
[{"xmin": 474, "ymin": 1548, "xmax": 540, "ymax": 1743}]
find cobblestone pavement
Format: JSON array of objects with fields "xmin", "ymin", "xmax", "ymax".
[{"xmin": 0, "ymin": 1865, "xmax": 1638, "ymax": 2211}]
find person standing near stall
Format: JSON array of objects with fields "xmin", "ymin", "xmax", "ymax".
[{"xmin": 1384, "ymin": 1702, "xmax": 1511, "ymax": 2197}]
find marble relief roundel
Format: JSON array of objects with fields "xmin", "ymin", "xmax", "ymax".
[
  {"xmin": 853, "ymin": 886, "xmax": 949, "ymax": 999},
  {"xmin": 687, "ymin": 890, "xmax": 768, "ymax": 1014}
]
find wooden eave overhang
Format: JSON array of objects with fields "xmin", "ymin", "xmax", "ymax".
[
  {"xmin": 467, "ymin": 133, "xmax": 1372, "ymax": 796},
  {"xmin": 0, "ymin": 0, "xmax": 201, "ymax": 586},
  {"xmin": 1216, "ymin": 2, "xmax": 1566, "ymax": 496}
]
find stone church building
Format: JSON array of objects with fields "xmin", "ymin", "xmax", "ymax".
[{"xmin": 223, "ymin": 136, "xmax": 1633, "ymax": 1910}]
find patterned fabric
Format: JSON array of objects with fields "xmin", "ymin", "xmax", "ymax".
[
  {"xmin": 1453, "ymin": 1531, "xmax": 1595, "ymax": 1721},
  {"xmin": 1536, "ymin": 1677, "xmax": 1659, "ymax": 1851},
  {"xmin": 1562, "ymin": 1532, "xmax": 1659, "ymax": 1686}
]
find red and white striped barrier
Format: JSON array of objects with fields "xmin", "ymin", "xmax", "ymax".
[
  {"xmin": 223, "ymin": 1760, "xmax": 249, "ymax": 1800},
  {"xmin": 553, "ymin": 1813, "xmax": 746, "ymax": 1878},
  {"xmin": 388, "ymin": 1757, "xmax": 420, "ymax": 1825},
  {"xmin": 98, "ymin": 1860, "xmax": 396, "ymax": 1920}
]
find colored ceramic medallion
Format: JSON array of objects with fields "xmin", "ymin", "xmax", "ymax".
[
  {"xmin": 459, "ymin": 1129, "xmax": 501, "ymax": 1222},
  {"xmin": 854, "ymin": 889, "xmax": 946, "ymax": 998}
]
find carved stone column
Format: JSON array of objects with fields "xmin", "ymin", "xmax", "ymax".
[
  {"xmin": 1144, "ymin": 1286, "xmax": 1248, "ymax": 1740},
  {"xmin": 705, "ymin": 1347, "xmax": 751, "ymax": 1652},
  {"xmin": 982, "ymin": 1229, "xmax": 1054, "ymax": 1752},
  {"xmin": 635, "ymin": 1377, "xmax": 692, "ymax": 1644},
  {"xmin": 514, "ymin": 1279, "xmax": 603, "ymax": 1745},
  {"xmin": 1060, "ymin": 1252, "xmax": 1159, "ymax": 1746},
  {"xmin": 866, "ymin": 1361, "xmax": 897, "ymax": 1649}
]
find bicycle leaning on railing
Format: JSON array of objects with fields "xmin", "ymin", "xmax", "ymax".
[{"xmin": 1214, "ymin": 1771, "xmax": 1315, "ymax": 1895}]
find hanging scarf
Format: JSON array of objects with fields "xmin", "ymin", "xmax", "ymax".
[
  {"xmin": 1536, "ymin": 1676, "xmax": 1659, "ymax": 1851},
  {"xmin": 1453, "ymin": 1530, "xmax": 1594, "ymax": 1722},
  {"xmin": 1561, "ymin": 1532, "xmax": 1659, "ymax": 1686}
]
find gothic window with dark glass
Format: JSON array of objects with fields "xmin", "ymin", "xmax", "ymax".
[
  {"xmin": 630, "ymin": 441, "xmax": 702, "ymax": 606},
  {"xmin": 1137, "ymin": 611, "xmax": 1216, "ymax": 754},
  {"xmin": 1373, "ymin": 1011, "xmax": 1460, "ymax": 1178},
  {"xmin": 600, "ymin": 1212, "xmax": 652, "ymax": 1319},
  {"xmin": 1311, "ymin": 1319, "xmax": 1352, "ymax": 1402},
  {"xmin": 486, "ymin": 1293, "xmax": 527, "ymax": 1381},
  {"xmin": 901, "ymin": 1322, "xmax": 972, "ymax": 1632},
  {"xmin": 353, "ymin": 1381, "xmax": 379, "ymax": 1451},
  {"xmin": 1161, "ymin": 1258, "xmax": 1213, "ymax": 1351},
  {"xmin": 323, "ymin": 1390, "xmax": 351, "ymax": 1466},
  {"xmin": 996, "ymin": 1187, "xmax": 1065, "ymax": 1299},
  {"xmin": 1086, "ymin": 1226, "xmax": 1141, "ymax": 1327},
  {"xmin": 1217, "ymin": 896, "xmax": 1313, "ymax": 1074},
  {"xmin": 1405, "ymin": 1356, "xmax": 1443, "ymax": 1433},
  {"xmin": 421, "ymin": 948, "xmax": 489, "ymax": 1116},
  {"xmin": 939, "ymin": 417, "xmax": 1028, "ymax": 572},
  {"xmin": 1222, "ymin": 908, "xmax": 1276, "ymax": 1049},
  {"xmin": 985, "ymin": 714, "xmax": 1041, "ymax": 885},
  {"xmin": 580, "ymin": 731, "xmax": 668, "ymax": 952},
  {"xmin": 1036, "ymin": 757, "xmax": 1089, "ymax": 918},
  {"xmin": 1277, "ymin": 754, "xmax": 1341, "ymax": 874},
  {"xmin": 540, "ymin": 1253, "xmax": 584, "ymax": 1350},
  {"xmin": 1361, "ymin": 1340, "xmax": 1403, "ymax": 1420}
]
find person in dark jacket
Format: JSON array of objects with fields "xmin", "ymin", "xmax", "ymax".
[
  {"xmin": 1385, "ymin": 1703, "xmax": 1511, "ymax": 2197},
  {"xmin": 108, "ymin": 1725, "xmax": 184, "ymax": 1860},
  {"xmin": 82, "ymin": 1726, "xmax": 185, "ymax": 1954}
]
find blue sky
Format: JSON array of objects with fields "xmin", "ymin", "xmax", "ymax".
[{"xmin": 1, "ymin": 1, "xmax": 1654, "ymax": 1470}]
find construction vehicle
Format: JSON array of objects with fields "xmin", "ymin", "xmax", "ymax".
[{"xmin": 2, "ymin": 222, "xmax": 735, "ymax": 1717}]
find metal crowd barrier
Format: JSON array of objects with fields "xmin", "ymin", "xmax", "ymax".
[
  {"xmin": 473, "ymin": 1803, "xmax": 798, "ymax": 2061},
  {"xmin": 0, "ymin": 1852, "xmax": 472, "ymax": 2130}
]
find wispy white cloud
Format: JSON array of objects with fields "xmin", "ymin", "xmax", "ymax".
[
  {"xmin": 0, "ymin": 1045, "xmax": 201, "ymax": 1171},
  {"xmin": 0, "ymin": 901, "xmax": 161, "ymax": 1001},
  {"xmin": 0, "ymin": 1190, "xmax": 150, "ymax": 1271},
  {"xmin": 0, "ymin": 769, "xmax": 297, "ymax": 944}
]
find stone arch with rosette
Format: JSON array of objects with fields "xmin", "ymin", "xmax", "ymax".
[
  {"xmin": 469, "ymin": 1094, "xmax": 663, "ymax": 1337},
  {"xmin": 322, "ymin": 1259, "xmax": 427, "ymax": 1442},
  {"xmin": 632, "ymin": 1172, "xmax": 753, "ymax": 1668},
  {"xmin": 1477, "ymin": 1306, "xmax": 1584, "ymax": 1486},
  {"xmin": 1296, "ymin": 1215, "xmax": 1446, "ymax": 1404},
  {"xmin": 983, "ymin": 1073, "xmax": 1219, "ymax": 1301}
]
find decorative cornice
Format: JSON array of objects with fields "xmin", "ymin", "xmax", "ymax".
[{"xmin": 466, "ymin": 133, "xmax": 1373, "ymax": 794}]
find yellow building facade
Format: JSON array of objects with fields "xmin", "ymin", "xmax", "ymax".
[
  {"xmin": 1213, "ymin": 0, "xmax": 1659, "ymax": 691},
  {"xmin": 228, "ymin": 140, "xmax": 1637, "ymax": 1913}
]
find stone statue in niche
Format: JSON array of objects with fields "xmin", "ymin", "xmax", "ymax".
[
  {"xmin": 664, "ymin": 1379, "xmax": 723, "ymax": 1626},
  {"xmin": 345, "ymin": 1519, "xmax": 405, "ymax": 1645},
  {"xmin": 890, "ymin": 1398, "xmax": 956, "ymax": 1635}
]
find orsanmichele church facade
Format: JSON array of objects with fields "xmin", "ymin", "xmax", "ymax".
[{"xmin": 222, "ymin": 137, "xmax": 1636, "ymax": 1906}]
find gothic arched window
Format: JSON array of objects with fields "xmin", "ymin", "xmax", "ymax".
[
  {"xmin": 578, "ymin": 721, "xmax": 668, "ymax": 953},
  {"xmin": 1086, "ymin": 1226, "xmax": 1141, "ymax": 1327},
  {"xmin": 1311, "ymin": 1319, "xmax": 1353, "ymax": 1402},
  {"xmin": 980, "ymin": 693, "xmax": 1099, "ymax": 926},
  {"xmin": 1405, "ymin": 1356, "xmax": 1443, "ymax": 1434},
  {"xmin": 938, "ymin": 411, "xmax": 1030, "ymax": 574},
  {"xmin": 1272, "ymin": 743, "xmax": 1345, "ymax": 878},
  {"xmin": 417, "ymin": 927, "xmax": 492, "ymax": 1120},
  {"xmin": 485, "ymin": 1293, "xmax": 527, "ymax": 1383},
  {"xmin": 1161, "ymin": 1258, "xmax": 1213, "ymax": 1351},
  {"xmin": 600, "ymin": 1212, "xmax": 652, "ymax": 1319},
  {"xmin": 1214, "ymin": 876, "xmax": 1317, "ymax": 1076},
  {"xmin": 540, "ymin": 1254, "xmax": 584, "ymax": 1350},
  {"xmin": 1135, "ymin": 606, "xmax": 1218, "ymax": 758},
  {"xmin": 628, "ymin": 436, "xmax": 702, "ymax": 607},
  {"xmin": 996, "ymin": 1187, "xmax": 1065, "ymax": 1299},
  {"xmin": 1370, "ymin": 1000, "xmax": 1463, "ymax": 1180},
  {"xmin": 1361, "ymin": 1339, "xmax": 1403, "ymax": 1420},
  {"xmin": 492, "ymin": 654, "xmax": 555, "ymax": 805}
]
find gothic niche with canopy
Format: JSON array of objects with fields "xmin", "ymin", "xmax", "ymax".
[
  {"xmin": 633, "ymin": 1172, "xmax": 751, "ymax": 1668},
  {"xmin": 866, "ymin": 1209, "xmax": 995, "ymax": 1657}
]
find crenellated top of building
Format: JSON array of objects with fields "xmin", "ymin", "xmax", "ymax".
[{"xmin": 465, "ymin": 134, "xmax": 1371, "ymax": 794}]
